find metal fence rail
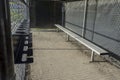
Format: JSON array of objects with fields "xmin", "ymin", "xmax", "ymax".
[{"xmin": 65, "ymin": 0, "xmax": 120, "ymax": 58}]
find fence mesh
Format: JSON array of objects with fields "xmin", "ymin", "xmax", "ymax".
[
  {"xmin": 9, "ymin": 0, "xmax": 29, "ymax": 79},
  {"xmin": 65, "ymin": 1, "xmax": 85, "ymax": 36},
  {"xmin": 65, "ymin": 0, "xmax": 120, "ymax": 57},
  {"xmin": 9, "ymin": 0, "xmax": 28, "ymax": 34}
]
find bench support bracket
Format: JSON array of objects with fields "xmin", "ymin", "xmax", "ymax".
[
  {"xmin": 57, "ymin": 28, "xmax": 60, "ymax": 32},
  {"xmin": 91, "ymin": 51, "xmax": 95, "ymax": 62},
  {"xmin": 67, "ymin": 34, "xmax": 70, "ymax": 41}
]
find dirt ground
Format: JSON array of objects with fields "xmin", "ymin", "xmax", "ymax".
[{"xmin": 29, "ymin": 29, "xmax": 120, "ymax": 80}]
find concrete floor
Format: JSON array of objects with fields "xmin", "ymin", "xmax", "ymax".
[{"xmin": 30, "ymin": 29, "xmax": 120, "ymax": 80}]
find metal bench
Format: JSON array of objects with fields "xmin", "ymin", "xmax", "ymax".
[{"xmin": 55, "ymin": 24, "xmax": 109, "ymax": 62}]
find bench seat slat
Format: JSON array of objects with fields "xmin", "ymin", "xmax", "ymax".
[{"xmin": 55, "ymin": 24, "xmax": 108, "ymax": 55}]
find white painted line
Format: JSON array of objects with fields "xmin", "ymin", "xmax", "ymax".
[{"xmin": 22, "ymin": 54, "xmax": 27, "ymax": 62}]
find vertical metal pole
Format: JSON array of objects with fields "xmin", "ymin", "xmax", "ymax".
[
  {"xmin": 62, "ymin": 2, "xmax": 64, "ymax": 26},
  {"xmin": 0, "ymin": 0, "xmax": 15, "ymax": 80},
  {"xmin": 62, "ymin": 2, "xmax": 65, "ymax": 27},
  {"xmin": 82, "ymin": 0, "xmax": 88, "ymax": 37},
  {"xmin": 53, "ymin": 1, "xmax": 56, "ymax": 24},
  {"xmin": 91, "ymin": 0, "xmax": 98, "ymax": 41}
]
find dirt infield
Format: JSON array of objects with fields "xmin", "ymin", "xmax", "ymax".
[{"xmin": 30, "ymin": 29, "xmax": 120, "ymax": 80}]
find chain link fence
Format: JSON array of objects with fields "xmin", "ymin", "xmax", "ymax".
[
  {"xmin": 65, "ymin": 1, "xmax": 85, "ymax": 36},
  {"xmin": 9, "ymin": 0, "xmax": 28, "ymax": 34},
  {"xmin": 9, "ymin": 0, "xmax": 29, "ymax": 80},
  {"xmin": 65, "ymin": 0, "xmax": 120, "ymax": 58}
]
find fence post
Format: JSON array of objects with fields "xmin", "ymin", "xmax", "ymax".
[
  {"xmin": 82, "ymin": 0, "xmax": 88, "ymax": 38},
  {"xmin": 62, "ymin": 2, "xmax": 65, "ymax": 27},
  {"xmin": 91, "ymin": 0, "xmax": 98, "ymax": 41},
  {"xmin": 0, "ymin": 0, "xmax": 15, "ymax": 80}
]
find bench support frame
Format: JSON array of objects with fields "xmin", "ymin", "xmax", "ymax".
[
  {"xmin": 67, "ymin": 34, "xmax": 70, "ymax": 41},
  {"xmin": 91, "ymin": 51, "xmax": 95, "ymax": 62},
  {"xmin": 55, "ymin": 24, "xmax": 109, "ymax": 62}
]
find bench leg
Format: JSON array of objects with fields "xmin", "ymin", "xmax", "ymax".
[
  {"xmin": 91, "ymin": 51, "xmax": 95, "ymax": 62},
  {"xmin": 67, "ymin": 34, "xmax": 70, "ymax": 41},
  {"xmin": 57, "ymin": 28, "xmax": 60, "ymax": 32}
]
